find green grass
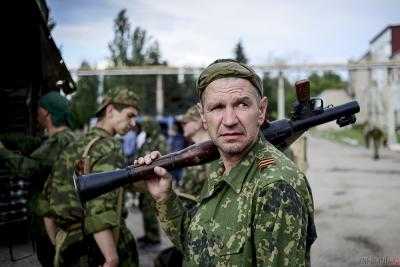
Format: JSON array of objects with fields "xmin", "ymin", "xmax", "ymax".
[{"xmin": 312, "ymin": 125, "xmax": 365, "ymax": 146}]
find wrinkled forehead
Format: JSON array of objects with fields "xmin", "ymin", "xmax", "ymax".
[{"xmin": 202, "ymin": 78, "xmax": 259, "ymax": 103}]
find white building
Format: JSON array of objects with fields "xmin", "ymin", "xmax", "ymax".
[{"xmin": 349, "ymin": 24, "xmax": 400, "ymax": 145}]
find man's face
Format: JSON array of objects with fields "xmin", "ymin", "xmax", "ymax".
[
  {"xmin": 109, "ymin": 105, "xmax": 138, "ymax": 135},
  {"xmin": 200, "ymin": 78, "xmax": 267, "ymax": 157},
  {"xmin": 182, "ymin": 119, "xmax": 202, "ymax": 141},
  {"xmin": 37, "ymin": 106, "xmax": 49, "ymax": 129}
]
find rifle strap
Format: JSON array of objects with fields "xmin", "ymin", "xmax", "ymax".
[{"xmin": 82, "ymin": 136, "xmax": 102, "ymax": 174}]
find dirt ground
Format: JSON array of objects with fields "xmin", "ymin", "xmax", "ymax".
[{"xmin": 308, "ymin": 137, "xmax": 400, "ymax": 267}]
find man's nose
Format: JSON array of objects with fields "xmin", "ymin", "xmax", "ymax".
[{"xmin": 222, "ymin": 107, "xmax": 238, "ymax": 127}]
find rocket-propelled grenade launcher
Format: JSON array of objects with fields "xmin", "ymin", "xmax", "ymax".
[{"xmin": 75, "ymin": 79, "xmax": 360, "ymax": 202}]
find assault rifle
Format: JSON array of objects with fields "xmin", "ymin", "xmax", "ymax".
[{"xmin": 74, "ymin": 79, "xmax": 360, "ymax": 202}]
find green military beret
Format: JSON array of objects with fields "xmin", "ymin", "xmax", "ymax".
[
  {"xmin": 181, "ymin": 105, "xmax": 201, "ymax": 123},
  {"xmin": 39, "ymin": 91, "xmax": 73, "ymax": 127},
  {"xmin": 96, "ymin": 86, "xmax": 140, "ymax": 117},
  {"xmin": 196, "ymin": 59, "xmax": 263, "ymax": 98}
]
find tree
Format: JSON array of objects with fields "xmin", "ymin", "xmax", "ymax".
[
  {"xmin": 163, "ymin": 74, "xmax": 197, "ymax": 115},
  {"xmin": 106, "ymin": 9, "xmax": 194, "ymax": 116},
  {"xmin": 108, "ymin": 9, "xmax": 131, "ymax": 67},
  {"xmin": 146, "ymin": 40, "xmax": 162, "ymax": 65},
  {"xmin": 234, "ymin": 40, "xmax": 248, "ymax": 64},
  {"xmin": 131, "ymin": 27, "xmax": 147, "ymax": 65},
  {"xmin": 308, "ymin": 71, "xmax": 347, "ymax": 96},
  {"xmin": 70, "ymin": 61, "xmax": 98, "ymax": 128}
]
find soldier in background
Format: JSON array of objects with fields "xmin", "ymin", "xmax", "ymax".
[
  {"xmin": 363, "ymin": 81, "xmax": 387, "ymax": 160},
  {"xmin": 0, "ymin": 91, "xmax": 76, "ymax": 267},
  {"xmin": 153, "ymin": 105, "xmax": 213, "ymax": 267},
  {"xmin": 46, "ymin": 87, "xmax": 140, "ymax": 266},
  {"xmin": 178, "ymin": 105, "xmax": 212, "ymax": 198},
  {"xmin": 167, "ymin": 121, "xmax": 186, "ymax": 185},
  {"xmin": 136, "ymin": 118, "xmax": 167, "ymax": 248}
]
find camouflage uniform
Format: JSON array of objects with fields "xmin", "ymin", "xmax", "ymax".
[
  {"xmin": 155, "ymin": 136, "xmax": 317, "ymax": 266},
  {"xmin": 47, "ymin": 87, "xmax": 141, "ymax": 266},
  {"xmin": 0, "ymin": 129, "xmax": 76, "ymax": 195},
  {"xmin": 179, "ymin": 164, "xmax": 210, "ymax": 198},
  {"xmin": 0, "ymin": 128, "xmax": 76, "ymax": 267},
  {"xmin": 137, "ymin": 118, "xmax": 167, "ymax": 244},
  {"xmin": 177, "ymin": 105, "xmax": 210, "ymax": 199},
  {"xmin": 363, "ymin": 81, "xmax": 387, "ymax": 160},
  {"xmin": 48, "ymin": 127, "xmax": 138, "ymax": 266}
]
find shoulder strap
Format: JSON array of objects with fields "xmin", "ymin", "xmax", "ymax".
[
  {"xmin": 83, "ymin": 136, "xmax": 102, "ymax": 158},
  {"xmin": 81, "ymin": 136, "xmax": 103, "ymax": 175}
]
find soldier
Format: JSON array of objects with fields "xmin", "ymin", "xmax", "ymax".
[
  {"xmin": 139, "ymin": 59, "xmax": 317, "ymax": 266},
  {"xmin": 153, "ymin": 106, "xmax": 212, "ymax": 267},
  {"xmin": 0, "ymin": 91, "xmax": 76, "ymax": 267},
  {"xmin": 136, "ymin": 118, "xmax": 167, "ymax": 248},
  {"xmin": 363, "ymin": 81, "xmax": 387, "ymax": 160},
  {"xmin": 178, "ymin": 105, "xmax": 211, "ymax": 198},
  {"xmin": 47, "ymin": 87, "xmax": 140, "ymax": 266}
]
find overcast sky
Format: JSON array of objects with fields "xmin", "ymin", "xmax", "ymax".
[{"xmin": 47, "ymin": 0, "xmax": 400, "ymax": 70}]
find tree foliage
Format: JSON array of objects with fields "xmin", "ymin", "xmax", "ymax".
[
  {"xmin": 108, "ymin": 9, "xmax": 131, "ymax": 67},
  {"xmin": 131, "ymin": 27, "xmax": 147, "ymax": 65},
  {"xmin": 164, "ymin": 74, "xmax": 197, "ymax": 115},
  {"xmin": 234, "ymin": 40, "xmax": 248, "ymax": 64},
  {"xmin": 70, "ymin": 61, "xmax": 98, "ymax": 128},
  {"xmin": 308, "ymin": 71, "xmax": 347, "ymax": 96},
  {"xmin": 105, "ymin": 9, "xmax": 194, "ymax": 115}
]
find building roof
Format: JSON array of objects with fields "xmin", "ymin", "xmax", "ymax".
[
  {"xmin": 33, "ymin": 0, "xmax": 76, "ymax": 94},
  {"xmin": 370, "ymin": 24, "xmax": 400, "ymax": 44}
]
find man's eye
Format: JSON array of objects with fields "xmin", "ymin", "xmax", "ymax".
[
  {"xmin": 238, "ymin": 102, "xmax": 248, "ymax": 108},
  {"xmin": 210, "ymin": 105, "xmax": 222, "ymax": 111}
]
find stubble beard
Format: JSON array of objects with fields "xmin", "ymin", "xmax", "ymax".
[{"xmin": 214, "ymin": 137, "xmax": 249, "ymax": 157}]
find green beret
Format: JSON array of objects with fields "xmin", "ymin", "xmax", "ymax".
[
  {"xmin": 96, "ymin": 86, "xmax": 140, "ymax": 117},
  {"xmin": 39, "ymin": 91, "xmax": 72, "ymax": 127},
  {"xmin": 197, "ymin": 59, "xmax": 263, "ymax": 98}
]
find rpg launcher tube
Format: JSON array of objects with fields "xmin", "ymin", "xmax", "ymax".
[{"xmin": 75, "ymin": 140, "xmax": 219, "ymax": 202}]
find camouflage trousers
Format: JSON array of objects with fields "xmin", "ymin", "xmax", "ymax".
[
  {"xmin": 365, "ymin": 128, "xmax": 385, "ymax": 159},
  {"xmin": 55, "ymin": 224, "xmax": 138, "ymax": 267}
]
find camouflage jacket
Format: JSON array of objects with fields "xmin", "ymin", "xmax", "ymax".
[
  {"xmin": 0, "ymin": 128, "xmax": 76, "ymax": 214},
  {"xmin": 48, "ymin": 127, "xmax": 137, "ymax": 266},
  {"xmin": 155, "ymin": 135, "xmax": 317, "ymax": 267},
  {"xmin": 179, "ymin": 163, "xmax": 211, "ymax": 198},
  {"xmin": 136, "ymin": 119, "xmax": 167, "ymax": 157}
]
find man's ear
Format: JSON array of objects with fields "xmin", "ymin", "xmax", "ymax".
[
  {"xmin": 105, "ymin": 104, "xmax": 114, "ymax": 118},
  {"xmin": 46, "ymin": 112, "xmax": 53, "ymax": 127},
  {"xmin": 258, "ymin": 97, "xmax": 268, "ymax": 126},
  {"xmin": 197, "ymin": 102, "xmax": 208, "ymax": 130}
]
